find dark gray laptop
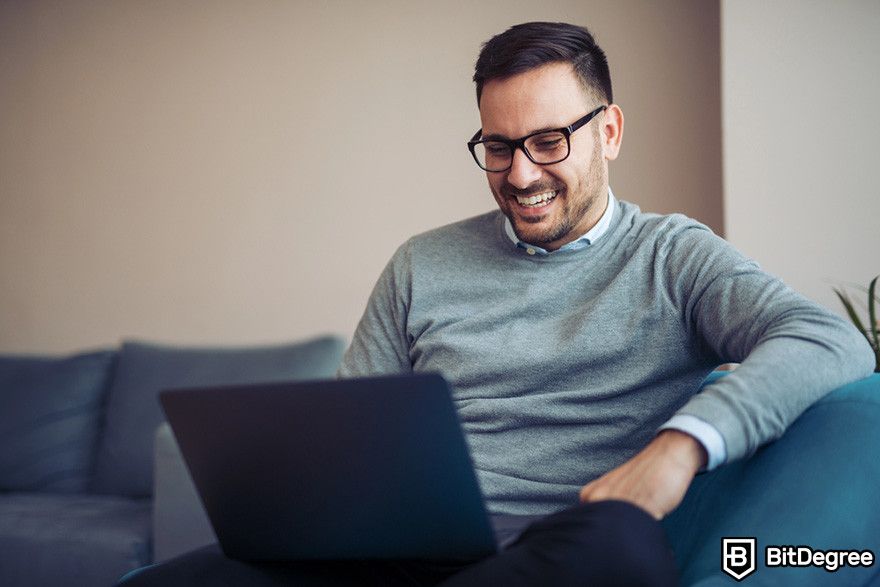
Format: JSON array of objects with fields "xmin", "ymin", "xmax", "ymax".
[{"xmin": 159, "ymin": 373, "xmax": 498, "ymax": 561}]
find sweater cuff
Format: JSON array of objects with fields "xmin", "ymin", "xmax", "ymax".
[{"xmin": 658, "ymin": 414, "xmax": 727, "ymax": 471}]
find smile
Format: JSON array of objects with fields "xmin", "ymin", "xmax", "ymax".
[{"xmin": 515, "ymin": 190, "xmax": 558, "ymax": 207}]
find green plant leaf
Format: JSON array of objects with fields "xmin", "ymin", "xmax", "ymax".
[
  {"xmin": 868, "ymin": 275, "xmax": 879, "ymax": 358},
  {"xmin": 834, "ymin": 280, "xmax": 880, "ymax": 372},
  {"xmin": 850, "ymin": 285, "xmax": 880, "ymax": 305},
  {"xmin": 834, "ymin": 288, "xmax": 869, "ymax": 340}
]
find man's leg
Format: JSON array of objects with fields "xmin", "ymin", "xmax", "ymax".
[
  {"xmin": 117, "ymin": 544, "xmax": 466, "ymax": 587},
  {"xmin": 120, "ymin": 501, "xmax": 676, "ymax": 587},
  {"xmin": 440, "ymin": 500, "xmax": 679, "ymax": 586}
]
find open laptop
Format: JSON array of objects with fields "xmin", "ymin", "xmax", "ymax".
[{"xmin": 159, "ymin": 373, "xmax": 499, "ymax": 562}]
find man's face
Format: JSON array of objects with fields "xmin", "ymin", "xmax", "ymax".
[{"xmin": 478, "ymin": 62, "xmax": 621, "ymax": 250}]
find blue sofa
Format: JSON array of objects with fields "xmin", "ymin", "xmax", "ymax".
[
  {"xmin": 0, "ymin": 336, "xmax": 346, "ymax": 587},
  {"xmin": 3, "ymin": 341, "xmax": 877, "ymax": 586}
]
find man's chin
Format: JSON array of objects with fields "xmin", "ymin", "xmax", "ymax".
[{"xmin": 511, "ymin": 218, "xmax": 557, "ymax": 246}]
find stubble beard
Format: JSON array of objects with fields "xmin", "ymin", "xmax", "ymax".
[{"xmin": 504, "ymin": 140, "xmax": 606, "ymax": 247}]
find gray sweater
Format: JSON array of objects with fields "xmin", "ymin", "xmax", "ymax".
[{"xmin": 339, "ymin": 199, "xmax": 874, "ymax": 516}]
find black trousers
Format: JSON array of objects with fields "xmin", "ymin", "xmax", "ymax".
[{"xmin": 120, "ymin": 500, "xmax": 678, "ymax": 586}]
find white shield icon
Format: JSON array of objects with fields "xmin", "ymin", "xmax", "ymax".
[{"xmin": 722, "ymin": 537, "xmax": 756, "ymax": 581}]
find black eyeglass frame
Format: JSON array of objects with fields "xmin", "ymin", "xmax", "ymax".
[{"xmin": 467, "ymin": 104, "xmax": 608, "ymax": 172}]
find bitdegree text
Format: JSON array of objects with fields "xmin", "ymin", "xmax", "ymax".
[{"xmin": 765, "ymin": 546, "xmax": 874, "ymax": 572}]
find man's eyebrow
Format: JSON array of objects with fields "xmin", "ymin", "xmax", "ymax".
[{"xmin": 482, "ymin": 125, "xmax": 561, "ymax": 141}]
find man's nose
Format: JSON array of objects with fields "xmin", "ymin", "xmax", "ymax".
[{"xmin": 506, "ymin": 148, "xmax": 543, "ymax": 189}]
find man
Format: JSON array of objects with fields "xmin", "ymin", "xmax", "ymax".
[{"xmin": 122, "ymin": 21, "xmax": 873, "ymax": 586}]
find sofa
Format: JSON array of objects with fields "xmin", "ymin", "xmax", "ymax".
[
  {"xmin": 662, "ymin": 372, "xmax": 880, "ymax": 586},
  {"xmin": 3, "ymin": 340, "xmax": 878, "ymax": 587},
  {"xmin": 0, "ymin": 336, "xmax": 346, "ymax": 587}
]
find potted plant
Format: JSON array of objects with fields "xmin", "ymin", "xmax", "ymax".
[{"xmin": 834, "ymin": 275, "xmax": 880, "ymax": 372}]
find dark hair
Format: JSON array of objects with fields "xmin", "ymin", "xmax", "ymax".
[{"xmin": 473, "ymin": 22, "xmax": 612, "ymax": 106}]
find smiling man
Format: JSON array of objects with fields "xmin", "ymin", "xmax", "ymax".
[
  {"xmin": 336, "ymin": 21, "xmax": 871, "ymax": 582},
  {"xmin": 121, "ymin": 21, "xmax": 873, "ymax": 587}
]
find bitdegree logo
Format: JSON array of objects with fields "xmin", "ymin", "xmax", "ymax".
[
  {"xmin": 722, "ymin": 538, "xmax": 756, "ymax": 581},
  {"xmin": 721, "ymin": 538, "xmax": 876, "ymax": 580},
  {"xmin": 766, "ymin": 545, "xmax": 875, "ymax": 572}
]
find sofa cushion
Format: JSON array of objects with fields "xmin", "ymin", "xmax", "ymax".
[
  {"xmin": 0, "ymin": 350, "xmax": 116, "ymax": 493},
  {"xmin": 0, "ymin": 493, "xmax": 151, "ymax": 587},
  {"xmin": 91, "ymin": 336, "xmax": 346, "ymax": 497}
]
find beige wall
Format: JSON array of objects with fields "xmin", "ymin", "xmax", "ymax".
[
  {"xmin": 0, "ymin": 0, "xmax": 722, "ymax": 354},
  {"xmin": 722, "ymin": 0, "xmax": 880, "ymax": 314}
]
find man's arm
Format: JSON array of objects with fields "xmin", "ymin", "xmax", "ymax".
[
  {"xmin": 582, "ymin": 223, "xmax": 874, "ymax": 518},
  {"xmin": 338, "ymin": 243, "xmax": 413, "ymax": 378},
  {"xmin": 670, "ymin": 228, "xmax": 874, "ymax": 462}
]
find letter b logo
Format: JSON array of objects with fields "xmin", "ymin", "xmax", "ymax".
[{"xmin": 722, "ymin": 538, "xmax": 757, "ymax": 581}]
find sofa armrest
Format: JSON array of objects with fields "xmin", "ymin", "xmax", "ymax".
[
  {"xmin": 152, "ymin": 422, "xmax": 217, "ymax": 562},
  {"xmin": 663, "ymin": 374, "xmax": 880, "ymax": 586}
]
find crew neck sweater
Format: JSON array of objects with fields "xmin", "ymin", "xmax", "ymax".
[
  {"xmin": 339, "ymin": 198, "xmax": 874, "ymax": 516},
  {"xmin": 503, "ymin": 192, "xmax": 727, "ymax": 468}
]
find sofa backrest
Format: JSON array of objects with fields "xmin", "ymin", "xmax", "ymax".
[
  {"xmin": 0, "ymin": 350, "xmax": 117, "ymax": 493},
  {"xmin": 90, "ymin": 336, "xmax": 346, "ymax": 498}
]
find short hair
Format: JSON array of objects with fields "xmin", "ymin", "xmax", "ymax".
[{"xmin": 473, "ymin": 22, "xmax": 613, "ymax": 106}]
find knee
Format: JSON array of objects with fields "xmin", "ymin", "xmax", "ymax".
[
  {"xmin": 116, "ymin": 544, "xmax": 228, "ymax": 586},
  {"xmin": 116, "ymin": 564, "xmax": 158, "ymax": 586}
]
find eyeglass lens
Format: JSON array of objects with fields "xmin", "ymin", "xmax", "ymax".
[{"xmin": 473, "ymin": 130, "xmax": 569, "ymax": 171}]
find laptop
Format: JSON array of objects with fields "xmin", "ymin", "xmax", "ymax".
[{"xmin": 159, "ymin": 373, "xmax": 499, "ymax": 562}]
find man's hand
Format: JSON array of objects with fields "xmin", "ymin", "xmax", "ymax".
[{"xmin": 578, "ymin": 429, "xmax": 707, "ymax": 520}]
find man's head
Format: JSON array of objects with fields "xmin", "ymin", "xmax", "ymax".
[{"xmin": 471, "ymin": 22, "xmax": 623, "ymax": 251}]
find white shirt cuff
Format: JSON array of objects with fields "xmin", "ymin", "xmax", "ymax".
[{"xmin": 658, "ymin": 414, "xmax": 727, "ymax": 471}]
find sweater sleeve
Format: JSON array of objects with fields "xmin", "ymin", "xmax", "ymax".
[
  {"xmin": 337, "ymin": 242, "xmax": 414, "ymax": 378},
  {"xmin": 663, "ymin": 221, "xmax": 875, "ymax": 462}
]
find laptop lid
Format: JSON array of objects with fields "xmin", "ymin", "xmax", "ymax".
[{"xmin": 159, "ymin": 373, "xmax": 497, "ymax": 561}]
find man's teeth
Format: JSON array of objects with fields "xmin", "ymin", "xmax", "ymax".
[{"xmin": 516, "ymin": 191, "xmax": 557, "ymax": 207}]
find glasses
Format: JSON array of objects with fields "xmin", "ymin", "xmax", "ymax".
[{"xmin": 467, "ymin": 105, "xmax": 607, "ymax": 172}]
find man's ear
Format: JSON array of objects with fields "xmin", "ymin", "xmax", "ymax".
[{"xmin": 602, "ymin": 104, "xmax": 624, "ymax": 161}]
